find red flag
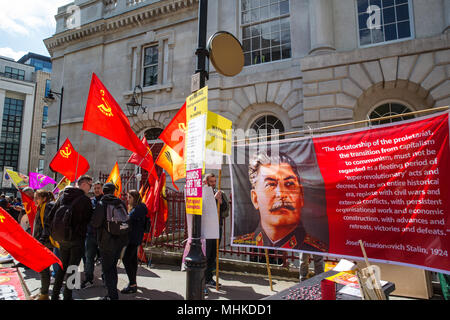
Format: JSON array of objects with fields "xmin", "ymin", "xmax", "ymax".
[
  {"xmin": 142, "ymin": 177, "xmax": 155, "ymax": 242},
  {"xmin": 127, "ymin": 136, "xmax": 158, "ymax": 181},
  {"xmin": 49, "ymin": 138, "xmax": 90, "ymax": 182},
  {"xmin": 145, "ymin": 175, "xmax": 157, "ymax": 216},
  {"xmin": 0, "ymin": 208, "xmax": 62, "ymax": 272},
  {"xmin": 158, "ymin": 102, "xmax": 186, "ymax": 158},
  {"xmin": 19, "ymin": 190, "xmax": 37, "ymax": 235},
  {"xmin": 155, "ymin": 144, "xmax": 185, "ymax": 191},
  {"xmin": 82, "ymin": 73, "xmax": 148, "ymax": 158},
  {"xmin": 148, "ymin": 173, "xmax": 168, "ymax": 239}
]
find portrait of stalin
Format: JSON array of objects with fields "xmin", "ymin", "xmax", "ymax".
[{"xmin": 235, "ymin": 150, "xmax": 327, "ymax": 252}]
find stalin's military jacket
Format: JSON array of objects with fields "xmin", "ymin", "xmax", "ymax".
[{"xmin": 234, "ymin": 222, "xmax": 328, "ymax": 252}]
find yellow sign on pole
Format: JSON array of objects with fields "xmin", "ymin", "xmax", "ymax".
[{"xmin": 206, "ymin": 111, "xmax": 232, "ymax": 155}]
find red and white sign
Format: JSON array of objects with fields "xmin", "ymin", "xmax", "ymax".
[
  {"xmin": 231, "ymin": 112, "xmax": 450, "ymax": 274},
  {"xmin": 314, "ymin": 112, "xmax": 449, "ymax": 273}
]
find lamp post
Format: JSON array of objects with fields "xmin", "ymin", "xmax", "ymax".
[
  {"xmin": 126, "ymin": 85, "xmax": 149, "ymax": 116},
  {"xmin": 185, "ymin": 0, "xmax": 208, "ymax": 301},
  {"xmin": 44, "ymin": 87, "xmax": 64, "ymax": 180}
]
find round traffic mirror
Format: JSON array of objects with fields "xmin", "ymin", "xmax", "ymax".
[{"xmin": 207, "ymin": 31, "xmax": 244, "ymax": 77}]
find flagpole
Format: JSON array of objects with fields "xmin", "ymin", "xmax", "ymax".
[
  {"xmin": 75, "ymin": 130, "xmax": 85, "ymax": 184},
  {"xmin": 215, "ymin": 169, "xmax": 222, "ymax": 291}
]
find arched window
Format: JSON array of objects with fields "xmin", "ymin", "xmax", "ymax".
[
  {"xmin": 144, "ymin": 128, "xmax": 163, "ymax": 142},
  {"xmin": 369, "ymin": 103, "xmax": 414, "ymax": 126},
  {"xmin": 143, "ymin": 128, "xmax": 164, "ymax": 177},
  {"xmin": 250, "ymin": 114, "xmax": 285, "ymax": 141}
]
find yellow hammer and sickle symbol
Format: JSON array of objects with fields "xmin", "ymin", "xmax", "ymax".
[
  {"xmin": 97, "ymin": 90, "xmax": 113, "ymax": 117},
  {"xmin": 178, "ymin": 123, "xmax": 187, "ymax": 133},
  {"xmin": 0, "ymin": 214, "xmax": 5, "ymax": 223},
  {"xmin": 60, "ymin": 147, "xmax": 72, "ymax": 159}
]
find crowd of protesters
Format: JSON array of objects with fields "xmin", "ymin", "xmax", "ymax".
[{"xmin": 1, "ymin": 175, "xmax": 148, "ymax": 300}]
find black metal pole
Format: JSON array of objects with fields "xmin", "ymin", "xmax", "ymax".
[
  {"xmin": 185, "ymin": 0, "xmax": 208, "ymax": 301},
  {"xmin": 54, "ymin": 86, "xmax": 64, "ymax": 181}
]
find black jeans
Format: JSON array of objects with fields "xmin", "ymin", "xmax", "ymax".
[
  {"xmin": 51, "ymin": 240, "xmax": 84, "ymax": 300},
  {"xmin": 39, "ymin": 267, "xmax": 51, "ymax": 295},
  {"xmin": 100, "ymin": 245, "xmax": 123, "ymax": 300},
  {"xmin": 83, "ymin": 234, "xmax": 98, "ymax": 282},
  {"xmin": 205, "ymin": 227, "xmax": 223, "ymax": 283},
  {"xmin": 122, "ymin": 244, "xmax": 139, "ymax": 286}
]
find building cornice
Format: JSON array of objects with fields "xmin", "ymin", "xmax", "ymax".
[{"xmin": 44, "ymin": 0, "xmax": 198, "ymax": 55}]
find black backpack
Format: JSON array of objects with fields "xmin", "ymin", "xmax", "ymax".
[
  {"xmin": 50, "ymin": 195, "xmax": 84, "ymax": 242},
  {"xmin": 105, "ymin": 202, "xmax": 130, "ymax": 236}
]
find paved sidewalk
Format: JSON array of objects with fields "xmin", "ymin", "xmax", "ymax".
[{"xmin": 19, "ymin": 260, "xmax": 298, "ymax": 300}]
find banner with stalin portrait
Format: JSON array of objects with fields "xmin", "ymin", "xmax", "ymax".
[{"xmin": 230, "ymin": 112, "xmax": 450, "ymax": 274}]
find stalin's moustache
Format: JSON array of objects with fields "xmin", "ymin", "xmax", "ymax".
[{"xmin": 270, "ymin": 200, "xmax": 295, "ymax": 212}]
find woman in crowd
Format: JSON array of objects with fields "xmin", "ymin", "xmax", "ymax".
[
  {"xmin": 32, "ymin": 189, "xmax": 55, "ymax": 300},
  {"xmin": 121, "ymin": 190, "xmax": 148, "ymax": 294}
]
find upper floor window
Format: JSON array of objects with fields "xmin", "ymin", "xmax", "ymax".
[
  {"xmin": 45, "ymin": 80, "xmax": 51, "ymax": 98},
  {"xmin": 38, "ymin": 159, "xmax": 45, "ymax": 173},
  {"xmin": 42, "ymin": 106, "xmax": 48, "ymax": 128},
  {"xmin": 143, "ymin": 45, "xmax": 158, "ymax": 87},
  {"xmin": 40, "ymin": 132, "xmax": 47, "ymax": 156},
  {"xmin": 4, "ymin": 66, "xmax": 25, "ymax": 81},
  {"xmin": 357, "ymin": 0, "xmax": 413, "ymax": 47},
  {"xmin": 241, "ymin": 0, "xmax": 291, "ymax": 66}
]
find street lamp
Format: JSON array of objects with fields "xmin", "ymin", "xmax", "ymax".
[
  {"xmin": 44, "ymin": 87, "xmax": 64, "ymax": 180},
  {"xmin": 185, "ymin": 0, "xmax": 209, "ymax": 301},
  {"xmin": 126, "ymin": 85, "xmax": 150, "ymax": 116}
]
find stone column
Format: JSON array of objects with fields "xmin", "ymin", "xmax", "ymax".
[
  {"xmin": 444, "ymin": 0, "xmax": 450, "ymax": 33},
  {"xmin": 309, "ymin": 0, "xmax": 336, "ymax": 54}
]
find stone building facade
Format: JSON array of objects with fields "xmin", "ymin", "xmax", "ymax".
[
  {"xmin": 0, "ymin": 56, "xmax": 36, "ymax": 194},
  {"xmin": 29, "ymin": 70, "xmax": 51, "ymax": 174},
  {"xmin": 43, "ymin": 0, "xmax": 450, "ymax": 190}
]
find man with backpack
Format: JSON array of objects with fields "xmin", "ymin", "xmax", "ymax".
[
  {"xmin": 48, "ymin": 175, "xmax": 94, "ymax": 300},
  {"xmin": 81, "ymin": 181, "xmax": 103, "ymax": 289},
  {"xmin": 90, "ymin": 182, "xmax": 129, "ymax": 300}
]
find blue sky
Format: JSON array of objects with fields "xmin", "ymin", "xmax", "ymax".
[{"xmin": 0, "ymin": 0, "xmax": 70, "ymax": 60}]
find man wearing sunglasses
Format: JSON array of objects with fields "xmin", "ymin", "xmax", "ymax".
[{"xmin": 48, "ymin": 175, "xmax": 94, "ymax": 300}]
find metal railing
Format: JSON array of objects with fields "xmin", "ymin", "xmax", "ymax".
[
  {"xmin": 151, "ymin": 189, "xmax": 299, "ymax": 267},
  {"xmin": 97, "ymin": 172, "xmax": 299, "ymax": 266}
]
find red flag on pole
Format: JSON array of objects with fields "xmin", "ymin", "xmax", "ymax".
[
  {"xmin": 158, "ymin": 102, "xmax": 186, "ymax": 158},
  {"xmin": 19, "ymin": 190, "xmax": 37, "ymax": 235},
  {"xmin": 0, "ymin": 208, "xmax": 62, "ymax": 272},
  {"xmin": 49, "ymin": 138, "xmax": 90, "ymax": 182},
  {"xmin": 82, "ymin": 73, "xmax": 148, "ymax": 158},
  {"xmin": 127, "ymin": 136, "xmax": 159, "ymax": 182},
  {"xmin": 148, "ymin": 172, "xmax": 168, "ymax": 239},
  {"xmin": 155, "ymin": 144, "xmax": 185, "ymax": 191}
]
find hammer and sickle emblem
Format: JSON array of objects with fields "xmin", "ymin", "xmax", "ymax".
[
  {"xmin": 60, "ymin": 146, "xmax": 72, "ymax": 159},
  {"xmin": 178, "ymin": 123, "xmax": 187, "ymax": 133},
  {"xmin": 0, "ymin": 214, "xmax": 5, "ymax": 223},
  {"xmin": 97, "ymin": 90, "xmax": 114, "ymax": 117}
]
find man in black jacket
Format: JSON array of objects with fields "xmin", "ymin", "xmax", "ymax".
[
  {"xmin": 48, "ymin": 175, "xmax": 94, "ymax": 300},
  {"xmin": 90, "ymin": 182, "xmax": 128, "ymax": 300},
  {"xmin": 81, "ymin": 181, "xmax": 103, "ymax": 289}
]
